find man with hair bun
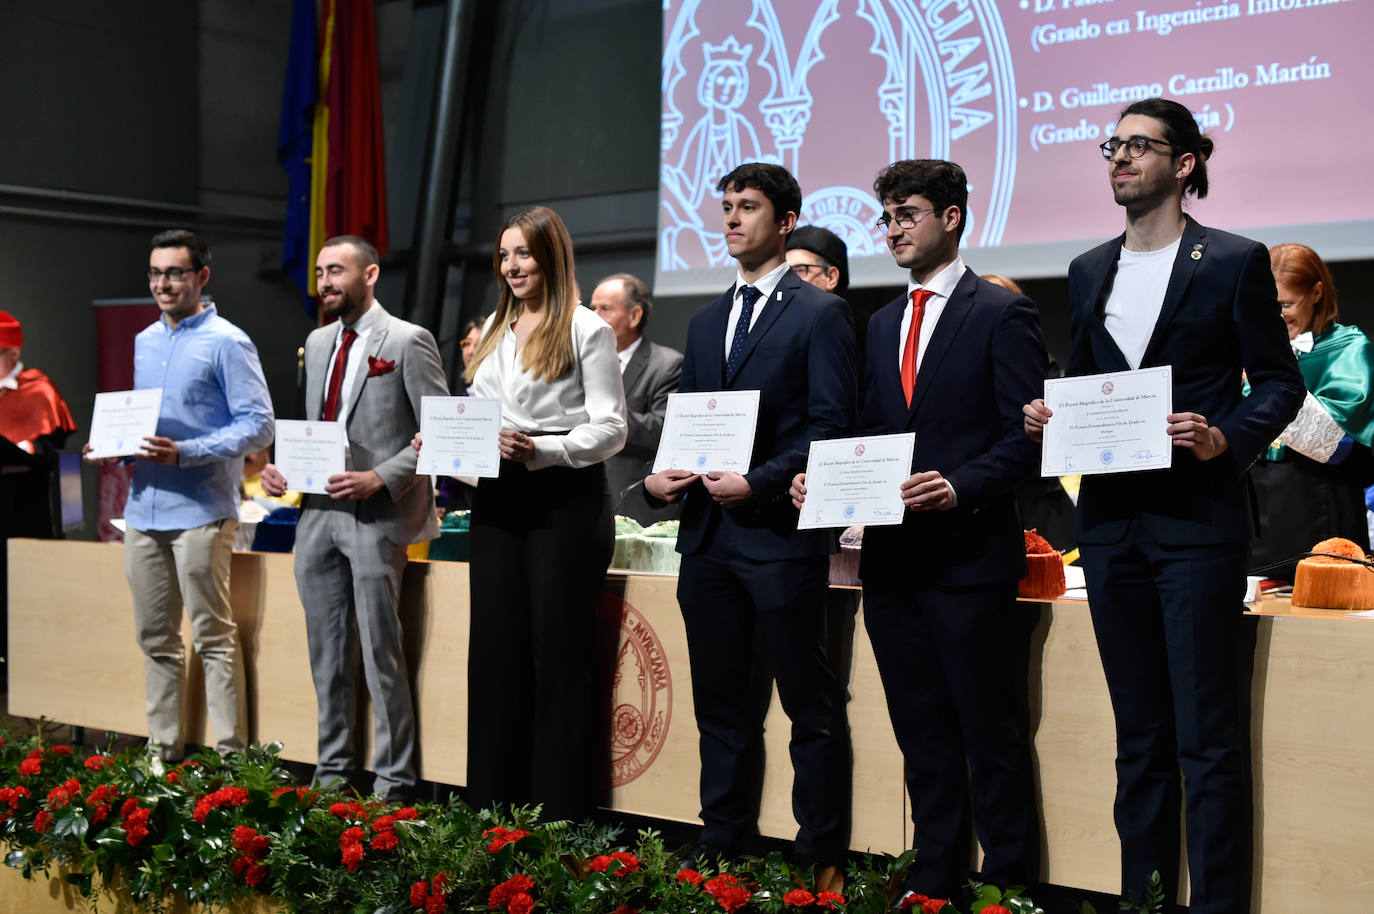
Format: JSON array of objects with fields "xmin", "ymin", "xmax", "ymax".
[{"xmin": 1024, "ymin": 98, "xmax": 1303, "ymax": 914}]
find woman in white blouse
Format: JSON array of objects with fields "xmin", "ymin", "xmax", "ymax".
[{"xmin": 461, "ymin": 205, "xmax": 626, "ymax": 820}]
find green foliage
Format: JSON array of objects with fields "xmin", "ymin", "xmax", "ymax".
[{"xmin": 0, "ymin": 726, "xmax": 1047, "ymax": 913}]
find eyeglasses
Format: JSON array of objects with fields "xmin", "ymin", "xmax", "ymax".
[
  {"xmin": 1099, "ymin": 135, "xmax": 1177, "ymax": 160},
  {"xmin": 875, "ymin": 207, "xmax": 936, "ymax": 231},
  {"xmin": 147, "ymin": 267, "xmax": 199, "ymax": 283},
  {"xmin": 790, "ymin": 263, "xmax": 828, "ymax": 276}
]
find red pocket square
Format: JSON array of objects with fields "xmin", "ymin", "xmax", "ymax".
[{"xmin": 367, "ymin": 355, "xmax": 396, "ymax": 377}]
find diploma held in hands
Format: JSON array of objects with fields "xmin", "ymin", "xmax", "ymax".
[
  {"xmin": 798, "ymin": 433, "xmax": 915, "ymax": 529},
  {"xmin": 1042, "ymin": 366, "xmax": 1172, "ymax": 477},
  {"xmin": 87, "ymin": 388, "xmax": 162, "ymax": 458},
  {"xmin": 652, "ymin": 390, "xmax": 760, "ymax": 474},
  {"xmin": 274, "ymin": 419, "xmax": 346, "ymax": 495},
  {"xmin": 416, "ymin": 396, "xmax": 501, "ymax": 477}
]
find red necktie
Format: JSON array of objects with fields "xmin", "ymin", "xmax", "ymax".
[
  {"xmin": 900, "ymin": 289, "xmax": 932, "ymax": 406},
  {"xmin": 322, "ymin": 328, "xmax": 358, "ymax": 421}
]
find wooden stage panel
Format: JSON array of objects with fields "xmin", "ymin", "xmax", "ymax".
[{"xmin": 10, "ymin": 539, "xmax": 1374, "ymax": 909}]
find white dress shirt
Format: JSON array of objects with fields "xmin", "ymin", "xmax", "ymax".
[
  {"xmin": 1103, "ymin": 238, "xmax": 1179, "ymax": 369},
  {"xmin": 899, "ymin": 257, "xmax": 966, "ymax": 373},
  {"xmin": 469, "ymin": 305, "xmax": 627, "ymax": 470},
  {"xmin": 323, "ymin": 298, "xmax": 385, "ymax": 411},
  {"xmin": 901, "ymin": 257, "xmax": 967, "ymax": 506},
  {"xmin": 724, "ymin": 261, "xmax": 791, "ymax": 352},
  {"xmin": 617, "ymin": 334, "xmax": 643, "ymax": 374}
]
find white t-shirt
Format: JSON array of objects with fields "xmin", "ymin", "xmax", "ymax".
[{"xmin": 1103, "ymin": 238, "xmax": 1180, "ymax": 369}]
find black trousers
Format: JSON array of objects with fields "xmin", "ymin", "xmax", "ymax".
[
  {"xmin": 862, "ymin": 576, "xmax": 1039, "ymax": 900},
  {"xmin": 467, "ymin": 459, "xmax": 613, "ymax": 822},
  {"xmin": 1081, "ymin": 522, "xmax": 1252, "ymax": 914},
  {"xmin": 676, "ymin": 549, "xmax": 851, "ymax": 862}
]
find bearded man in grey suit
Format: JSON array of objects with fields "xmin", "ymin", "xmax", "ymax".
[
  {"xmin": 262, "ymin": 235, "xmax": 447, "ymax": 801},
  {"xmin": 589, "ymin": 273, "xmax": 684, "ymax": 523}
]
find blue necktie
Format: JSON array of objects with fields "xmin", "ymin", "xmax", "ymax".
[{"xmin": 726, "ymin": 284, "xmax": 761, "ymax": 377}]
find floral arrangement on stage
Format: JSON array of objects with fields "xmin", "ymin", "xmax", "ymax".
[{"xmin": 0, "ymin": 727, "xmax": 1051, "ymax": 914}]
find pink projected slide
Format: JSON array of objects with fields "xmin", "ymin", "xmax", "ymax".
[{"xmin": 657, "ymin": 0, "xmax": 1373, "ymax": 292}]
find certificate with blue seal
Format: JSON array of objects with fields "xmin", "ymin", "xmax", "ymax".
[{"xmin": 1042, "ymin": 366, "xmax": 1172, "ymax": 477}]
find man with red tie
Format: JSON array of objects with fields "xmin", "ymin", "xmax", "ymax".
[
  {"xmin": 793, "ymin": 160, "xmax": 1048, "ymax": 904},
  {"xmin": 262, "ymin": 235, "xmax": 447, "ymax": 801}
]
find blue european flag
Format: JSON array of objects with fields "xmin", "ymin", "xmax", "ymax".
[{"xmin": 278, "ymin": 0, "xmax": 318, "ymax": 313}]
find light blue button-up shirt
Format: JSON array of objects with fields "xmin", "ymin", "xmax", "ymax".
[{"xmin": 124, "ymin": 303, "xmax": 275, "ymax": 532}]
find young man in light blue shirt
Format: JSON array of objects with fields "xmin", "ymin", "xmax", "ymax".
[{"xmin": 93, "ymin": 229, "xmax": 274, "ymax": 761}]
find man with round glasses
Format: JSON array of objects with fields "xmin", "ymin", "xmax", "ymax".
[
  {"xmin": 90, "ymin": 229, "xmax": 274, "ymax": 764},
  {"xmin": 1024, "ymin": 99, "xmax": 1303, "ymax": 914}
]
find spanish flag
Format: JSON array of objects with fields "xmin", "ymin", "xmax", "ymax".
[{"xmin": 280, "ymin": 0, "xmax": 390, "ymax": 316}]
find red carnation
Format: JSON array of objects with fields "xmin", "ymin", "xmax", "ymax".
[
  {"xmin": 816, "ymin": 889, "xmax": 845, "ymax": 908},
  {"xmin": 484, "ymin": 825, "xmax": 530, "ymax": 853},
  {"xmin": 18, "ymin": 758, "xmax": 40, "ymax": 777},
  {"xmin": 410, "ymin": 881, "xmax": 429, "ymax": 908},
  {"xmin": 33, "ymin": 810, "xmax": 53, "ymax": 833},
  {"xmin": 395, "ymin": 806, "xmax": 419, "ymax": 820},
  {"xmin": 232, "ymin": 857, "xmax": 250, "ymax": 878},
  {"xmin": 507, "ymin": 893, "xmax": 534, "ymax": 914},
  {"xmin": 192, "ymin": 786, "xmax": 249, "ymax": 823},
  {"xmin": 432, "ymin": 872, "xmax": 451, "ymax": 894},
  {"xmin": 49, "ymin": 746, "xmax": 73, "ymax": 755},
  {"xmin": 784, "ymin": 889, "xmax": 816, "ymax": 906},
  {"xmin": 371, "ymin": 830, "xmax": 399, "ymax": 852},
  {"xmin": 489, "ymin": 874, "xmax": 534, "ymax": 908},
  {"xmin": 341, "ymin": 842, "xmax": 364, "ymax": 871},
  {"xmin": 45, "ymin": 778, "xmax": 82, "ymax": 809},
  {"xmin": 232, "ymin": 825, "xmax": 258, "ymax": 854},
  {"xmin": 124, "ymin": 807, "xmax": 151, "ymax": 846},
  {"xmin": 677, "ymin": 868, "xmax": 704, "ymax": 886},
  {"xmin": 244, "ymin": 862, "xmax": 267, "ymax": 887},
  {"xmin": 424, "ymin": 896, "xmax": 446, "ymax": 914},
  {"xmin": 704, "ymin": 874, "xmax": 753, "ymax": 913},
  {"xmin": 84, "ymin": 755, "xmax": 110, "ymax": 771},
  {"xmin": 120, "ymin": 797, "xmax": 139, "ymax": 819}
]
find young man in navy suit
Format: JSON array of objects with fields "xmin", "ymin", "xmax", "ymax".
[
  {"xmin": 1024, "ymin": 99, "xmax": 1303, "ymax": 913},
  {"xmin": 793, "ymin": 160, "xmax": 1048, "ymax": 904},
  {"xmin": 645, "ymin": 163, "xmax": 856, "ymax": 869}
]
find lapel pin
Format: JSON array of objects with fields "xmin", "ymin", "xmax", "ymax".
[
  {"xmin": 1191, "ymin": 248, "xmax": 1202, "ymax": 261},
  {"xmin": 776, "ymin": 291, "xmax": 782, "ymax": 300}
]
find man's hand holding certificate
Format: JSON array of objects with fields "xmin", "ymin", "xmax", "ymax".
[
  {"xmin": 87, "ymin": 388, "xmax": 163, "ymax": 458},
  {"xmin": 797, "ymin": 433, "xmax": 915, "ymax": 529},
  {"xmin": 273, "ymin": 419, "xmax": 346, "ymax": 495},
  {"xmin": 652, "ymin": 390, "xmax": 760, "ymax": 475},
  {"xmin": 416, "ymin": 396, "xmax": 501, "ymax": 477},
  {"xmin": 1040, "ymin": 367, "xmax": 1172, "ymax": 476}
]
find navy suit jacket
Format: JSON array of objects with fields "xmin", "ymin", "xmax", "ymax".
[
  {"xmin": 1068, "ymin": 215, "xmax": 1304, "ymax": 546},
  {"xmin": 858, "ymin": 269, "xmax": 1049, "ymax": 589},
  {"xmin": 673, "ymin": 268, "xmax": 856, "ymax": 561}
]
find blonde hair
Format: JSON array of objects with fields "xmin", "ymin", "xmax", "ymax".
[{"xmin": 465, "ymin": 206, "xmax": 579, "ymax": 384}]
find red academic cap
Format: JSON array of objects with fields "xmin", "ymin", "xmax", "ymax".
[{"xmin": 0, "ymin": 312, "xmax": 21, "ymax": 349}]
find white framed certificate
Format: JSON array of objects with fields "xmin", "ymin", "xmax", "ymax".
[
  {"xmin": 1042, "ymin": 366, "xmax": 1173, "ymax": 477},
  {"xmin": 273, "ymin": 419, "xmax": 346, "ymax": 495},
  {"xmin": 652, "ymin": 390, "xmax": 761, "ymax": 475},
  {"xmin": 798, "ymin": 433, "xmax": 915, "ymax": 529},
  {"xmin": 87, "ymin": 388, "xmax": 162, "ymax": 458},
  {"xmin": 417, "ymin": 396, "xmax": 501, "ymax": 478}
]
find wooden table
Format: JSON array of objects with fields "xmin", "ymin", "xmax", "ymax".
[{"xmin": 9, "ymin": 539, "xmax": 1374, "ymax": 909}]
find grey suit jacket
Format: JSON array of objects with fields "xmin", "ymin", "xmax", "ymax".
[
  {"xmin": 301, "ymin": 303, "xmax": 449, "ymax": 544},
  {"xmin": 606, "ymin": 337, "xmax": 683, "ymax": 511}
]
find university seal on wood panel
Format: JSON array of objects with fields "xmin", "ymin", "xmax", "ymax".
[{"xmin": 600, "ymin": 593, "xmax": 673, "ymax": 787}]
